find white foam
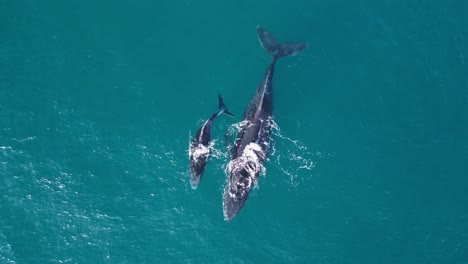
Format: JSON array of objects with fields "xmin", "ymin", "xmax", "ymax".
[
  {"xmin": 269, "ymin": 118, "xmax": 323, "ymax": 188},
  {"xmin": 242, "ymin": 142, "xmax": 264, "ymax": 163},
  {"xmin": 189, "ymin": 143, "xmax": 209, "ymax": 160},
  {"xmin": 225, "ymin": 142, "xmax": 267, "ymax": 197}
]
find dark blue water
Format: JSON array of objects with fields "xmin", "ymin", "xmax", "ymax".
[{"xmin": 1, "ymin": 1, "xmax": 467, "ymax": 263}]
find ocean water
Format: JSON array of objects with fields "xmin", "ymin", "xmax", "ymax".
[{"xmin": 1, "ymin": 1, "xmax": 468, "ymax": 263}]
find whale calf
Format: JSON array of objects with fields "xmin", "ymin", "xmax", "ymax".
[
  {"xmin": 189, "ymin": 95, "xmax": 234, "ymax": 189},
  {"xmin": 223, "ymin": 26, "xmax": 307, "ymax": 221}
]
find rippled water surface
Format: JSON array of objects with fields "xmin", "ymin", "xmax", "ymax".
[{"xmin": 1, "ymin": 1, "xmax": 467, "ymax": 263}]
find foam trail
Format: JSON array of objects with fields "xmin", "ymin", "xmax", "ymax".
[{"xmin": 270, "ymin": 119, "xmax": 322, "ymax": 188}]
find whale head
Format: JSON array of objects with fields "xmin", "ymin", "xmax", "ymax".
[
  {"xmin": 223, "ymin": 151, "xmax": 263, "ymax": 221},
  {"xmin": 189, "ymin": 143, "xmax": 210, "ymax": 189}
]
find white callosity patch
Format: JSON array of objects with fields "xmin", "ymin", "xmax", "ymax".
[
  {"xmin": 226, "ymin": 117, "xmax": 320, "ymax": 189},
  {"xmin": 189, "ymin": 143, "xmax": 209, "ymax": 162},
  {"xmin": 243, "ymin": 142, "xmax": 266, "ymax": 162},
  {"xmin": 225, "ymin": 143, "xmax": 265, "ymax": 198}
]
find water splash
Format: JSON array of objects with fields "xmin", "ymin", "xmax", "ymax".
[
  {"xmin": 185, "ymin": 116, "xmax": 323, "ymax": 191},
  {"xmin": 269, "ymin": 119, "xmax": 320, "ymax": 188},
  {"xmin": 222, "ymin": 118, "xmax": 320, "ymax": 189}
]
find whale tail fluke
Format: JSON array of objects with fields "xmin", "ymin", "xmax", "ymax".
[
  {"xmin": 217, "ymin": 94, "xmax": 235, "ymax": 117},
  {"xmin": 257, "ymin": 26, "xmax": 307, "ymax": 59}
]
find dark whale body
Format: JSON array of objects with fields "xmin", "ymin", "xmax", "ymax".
[
  {"xmin": 189, "ymin": 95, "xmax": 233, "ymax": 189},
  {"xmin": 223, "ymin": 26, "xmax": 307, "ymax": 221}
]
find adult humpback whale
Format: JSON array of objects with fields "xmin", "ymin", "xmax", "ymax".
[
  {"xmin": 223, "ymin": 26, "xmax": 307, "ymax": 221},
  {"xmin": 189, "ymin": 95, "xmax": 234, "ymax": 189}
]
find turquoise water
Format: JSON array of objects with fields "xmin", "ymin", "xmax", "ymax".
[{"xmin": 1, "ymin": 1, "xmax": 468, "ymax": 263}]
